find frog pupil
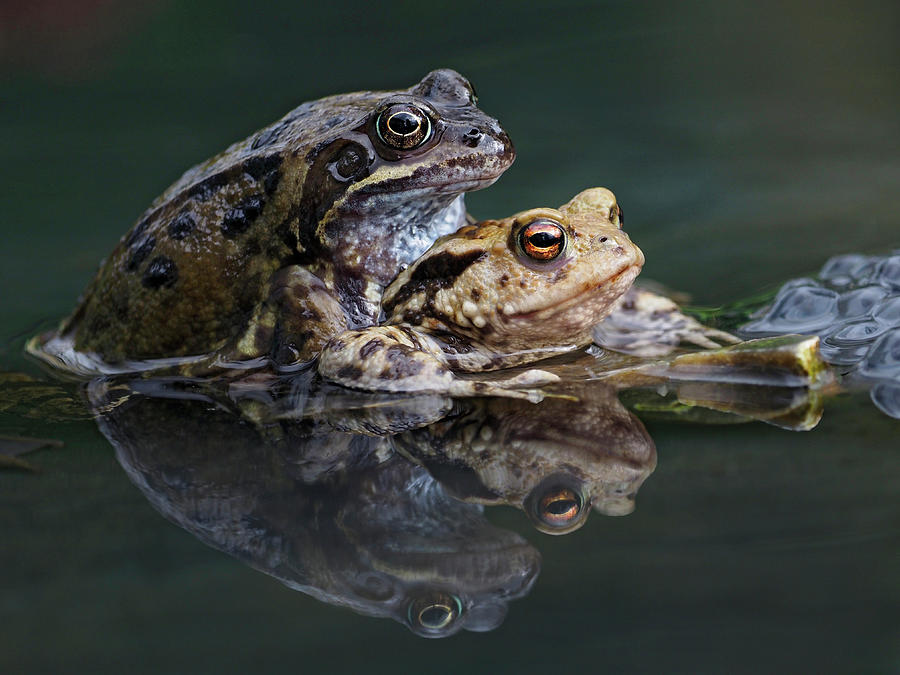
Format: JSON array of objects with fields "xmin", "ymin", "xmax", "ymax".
[
  {"xmin": 388, "ymin": 111, "xmax": 420, "ymax": 136},
  {"xmin": 546, "ymin": 497, "xmax": 578, "ymax": 516},
  {"xmin": 529, "ymin": 231, "xmax": 559, "ymax": 248},
  {"xmin": 519, "ymin": 220, "xmax": 565, "ymax": 261},
  {"xmin": 539, "ymin": 487, "xmax": 582, "ymax": 524},
  {"xmin": 419, "ymin": 604, "xmax": 453, "ymax": 628}
]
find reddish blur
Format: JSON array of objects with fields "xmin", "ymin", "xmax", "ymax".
[{"xmin": 0, "ymin": 0, "xmax": 164, "ymax": 79}]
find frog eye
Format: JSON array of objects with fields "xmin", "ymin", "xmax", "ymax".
[
  {"xmin": 376, "ymin": 104, "xmax": 432, "ymax": 150},
  {"xmin": 407, "ymin": 592, "xmax": 463, "ymax": 636},
  {"xmin": 608, "ymin": 204, "xmax": 624, "ymax": 227},
  {"xmin": 524, "ymin": 475, "xmax": 591, "ymax": 535},
  {"xmin": 517, "ymin": 219, "xmax": 566, "ymax": 261}
]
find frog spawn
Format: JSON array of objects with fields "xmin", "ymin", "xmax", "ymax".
[{"xmin": 740, "ymin": 251, "xmax": 900, "ymax": 418}]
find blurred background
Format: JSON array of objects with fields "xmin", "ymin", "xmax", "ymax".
[
  {"xmin": 1, "ymin": 1, "xmax": 898, "ymax": 673},
  {"xmin": 2, "ymin": 0, "xmax": 898, "ymax": 350}
]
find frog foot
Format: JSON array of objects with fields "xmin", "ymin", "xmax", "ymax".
[
  {"xmin": 677, "ymin": 324, "xmax": 742, "ymax": 350},
  {"xmin": 449, "ymin": 369, "xmax": 559, "ymax": 402},
  {"xmin": 594, "ymin": 287, "xmax": 741, "ymax": 357}
]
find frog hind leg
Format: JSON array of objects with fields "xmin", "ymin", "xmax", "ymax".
[
  {"xmin": 593, "ymin": 286, "xmax": 741, "ymax": 357},
  {"xmin": 318, "ymin": 326, "xmax": 556, "ymax": 402}
]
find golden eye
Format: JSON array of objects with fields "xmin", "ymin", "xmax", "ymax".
[
  {"xmin": 525, "ymin": 475, "xmax": 591, "ymax": 534},
  {"xmin": 376, "ymin": 104, "xmax": 432, "ymax": 150},
  {"xmin": 518, "ymin": 219, "xmax": 566, "ymax": 261},
  {"xmin": 538, "ymin": 487, "xmax": 582, "ymax": 526}
]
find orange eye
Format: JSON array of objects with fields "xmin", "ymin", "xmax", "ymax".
[
  {"xmin": 525, "ymin": 475, "xmax": 591, "ymax": 534},
  {"xmin": 538, "ymin": 487, "xmax": 582, "ymax": 526},
  {"xmin": 376, "ymin": 104, "xmax": 432, "ymax": 150},
  {"xmin": 518, "ymin": 219, "xmax": 566, "ymax": 261}
]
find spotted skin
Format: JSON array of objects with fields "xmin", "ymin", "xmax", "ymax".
[
  {"xmin": 29, "ymin": 70, "xmax": 515, "ymax": 371},
  {"xmin": 318, "ymin": 188, "xmax": 645, "ymax": 400}
]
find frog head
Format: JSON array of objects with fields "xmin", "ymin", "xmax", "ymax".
[
  {"xmin": 382, "ymin": 188, "xmax": 645, "ymax": 353},
  {"xmin": 293, "ymin": 69, "xmax": 516, "ymax": 288}
]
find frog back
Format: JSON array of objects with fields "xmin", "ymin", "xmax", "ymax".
[{"xmin": 60, "ymin": 94, "xmax": 382, "ymax": 361}]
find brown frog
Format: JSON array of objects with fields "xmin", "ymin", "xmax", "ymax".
[
  {"xmin": 393, "ymin": 381, "xmax": 657, "ymax": 534},
  {"xmin": 29, "ymin": 69, "xmax": 514, "ymax": 374},
  {"xmin": 318, "ymin": 188, "xmax": 645, "ymax": 398}
]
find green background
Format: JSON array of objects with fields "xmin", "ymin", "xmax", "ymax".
[{"xmin": 2, "ymin": 1, "xmax": 898, "ymax": 673}]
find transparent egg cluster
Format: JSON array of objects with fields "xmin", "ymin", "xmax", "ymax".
[{"xmin": 740, "ymin": 251, "xmax": 900, "ymax": 419}]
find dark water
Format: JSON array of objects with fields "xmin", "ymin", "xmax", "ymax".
[{"xmin": 2, "ymin": 1, "xmax": 899, "ymax": 673}]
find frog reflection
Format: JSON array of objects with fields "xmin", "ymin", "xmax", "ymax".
[
  {"xmin": 89, "ymin": 381, "xmax": 538, "ymax": 637},
  {"xmin": 393, "ymin": 382, "xmax": 657, "ymax": 534}
]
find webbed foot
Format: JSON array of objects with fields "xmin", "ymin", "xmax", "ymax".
[{"xmin": 594, "ymin": 287, "xmax": 741, "ymax": 357}]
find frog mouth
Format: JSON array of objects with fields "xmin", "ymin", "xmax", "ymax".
[
  {"xmin": 506, "ymin": 264, "xmax": 643, "ymax": 323},
  {"xmin": 428, "ymin": 170, "xmax": 507, "ymax": 192}
]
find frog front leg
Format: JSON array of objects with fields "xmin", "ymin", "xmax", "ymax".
[
  {"xmin": 227, "ymin": 265, "xmax": 350, "ymax": 367},
  {"xmin": 318, "ymin": 326, "xmax": 558, "ymax": 401}
]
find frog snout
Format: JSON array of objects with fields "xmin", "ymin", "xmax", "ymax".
[
  {"xmin": 483, "ymin": 126, "xmax": 515, "ymax": 163},
  {"xmin": 595, "ymin": 231, "xmax": 644, "ymax": 266},
  {"xmin": 462, "ymin": 127, "xmax": 484, "ymax": 148}
]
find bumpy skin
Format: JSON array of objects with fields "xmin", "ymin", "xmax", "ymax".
[
  {"xmin": 318, "ymin": 188, "xmax": 645, "ymax": 398},
  {"xmin": 31, "ymin": 70, "xmax": 514, "ymax": 370},
  {"xmin": 393, "ymin": 381, "xmax": 657, "ymax": 534}
]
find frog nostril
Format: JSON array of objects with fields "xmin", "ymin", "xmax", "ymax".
[
  {"xmin": 463, "ymin": 127, "xmax": 482, "ymax": 148},
  {"xmin": 599, "ymin": 237, "xmax": 608, "ymax": 243}
]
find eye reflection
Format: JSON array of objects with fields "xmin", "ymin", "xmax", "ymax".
[
  {"xmin": 525, "ymin": 475, "xmax": 591, "ymax": 535},
  {"xmin": 407, "ymin": 592, "xmax": 463, "ymax": 635},
  {"xmin": 539, "ymin": 487, "xmax": 581, "ymax": 524}
]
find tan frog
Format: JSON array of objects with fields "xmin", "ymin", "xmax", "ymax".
[
  {"xmin": 393, "ymin": 381, "xmax": 657, "ymax": 534},
  {"xmin": 28, "ymin": 70, "xmax": 514, "ymax": 374},
  {"xmin": 318, "ymin": 188, "xmax": 644, "ymax": 398}
]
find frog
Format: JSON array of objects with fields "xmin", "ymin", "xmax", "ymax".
[
  {"xmin": 27, "ymin": 69, "xmax": 515, "ymax": 374},
  {"xmin": 393, "ymin": 380, "xmax": 657, "ymax": 535},
  {"xmin": 88, "ymin": 379, "xmax": 540, "ymax": 638},
  {"xmin": 317, "ymin": 187, "xmax": 645, "ymax": 399}
]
